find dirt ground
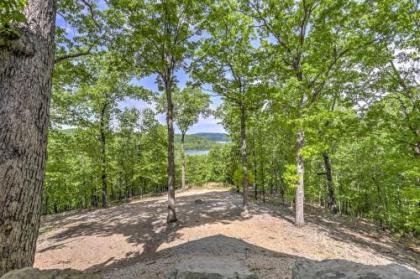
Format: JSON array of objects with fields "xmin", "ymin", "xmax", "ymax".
[{"xmin": 35, "ymin": 185, "xmax": 420, "ymax": 278}]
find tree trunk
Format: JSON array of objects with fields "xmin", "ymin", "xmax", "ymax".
[
  {"xmin": 99, "ymin": 105, "xmax": 108, "ymax": 208},
  {"xmin": 252, "ymin": 130, "xmax": 257, "ymax": 200},
  {"xmin": 181, "ymin": 132, "xmax": 186, "ymax": 189},
  {"xmin": 322, "ymin": 151, "xmax": 338, "ymax": 214},
  {"xmin": 270, "ymin": 141, "xmax": 276, "ymax": 196},
  {"xmin": 240, "ymin": 104, "xmax": 249, "ymax": 213},
  {"xmin": 260, "ymin": 154, "xmax": 265, "ymax": 203},
  {"xmin": 295, "ymin": 130, "xmax": 305, "ymax": 227},
  {"xmin": 166, "ymin": 80, "xmax": 177, "ymax": 223},
  {"xmin": 0, "ymin": 0, "xmax": 56, "ymax": 275}
]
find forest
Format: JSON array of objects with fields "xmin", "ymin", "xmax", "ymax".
[{"xmin": 0, "ymin": 0, "xmax": 419, "ymax": 277}]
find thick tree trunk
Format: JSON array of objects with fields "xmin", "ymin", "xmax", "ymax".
[
  {"xmin": 322, "ymin": 151, "xmax": 338, "ymax": 214},
  {"xmin": 0, "ymin": 0, "xmax": 56, "ymax": 275},
  {"xmin": 166, "ymin": 81, "xmax": 177, "ymax": 223},
  {"xmin": 181, "ymin": 132, "xmax": 186, "ymax": 189},
  {"xmin": 295, "ymin": 130, "xmax": 305, "ymax": 227},
  {"xmin": 239, "ymin": 104, "xmax": 249, "ymax": 213},
  {"xmin": 99, "ymin": 105, "xmax": 108, "ymax": 208}
]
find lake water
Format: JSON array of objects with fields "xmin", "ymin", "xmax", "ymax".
[
  {"xmin": 185, "ymin": 141, "xmax": 229, "ymax": 156},
  {"xmin": 185, "ymin": 149, "xmax": 209, "ymax": 156}
]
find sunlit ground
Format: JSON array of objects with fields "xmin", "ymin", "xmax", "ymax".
[{"xmin": 34, "ymin": 185, "xmax": 420, "ymax": 278}]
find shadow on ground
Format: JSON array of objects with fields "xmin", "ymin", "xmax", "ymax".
[
  {"xmin": 254, "ymin": 198, "xmax": 419, "ymax": 270},
  {"xmin": 98, "ymin": 235, "xmax": 419, "ymax": 279},
  {"xmin": 37, "ymin": 190, "xmax": 420, "ymax": 276}
]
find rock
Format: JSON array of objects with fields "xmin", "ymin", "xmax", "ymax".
[
  {"xmin": 240, "ymin": 209, "xmax": 250, "ymax": 218},
  {"xmin": 1, "ymin": 267, "xmax": 100, "ymax": 279},
  {"xmin": 292, "ymin": 259, "xmax": 420, "ymax": 279},
  {"xmin": 194, "ymin": 199, "xmax": 204, "ymax": 204},
  {"xmin": 167, "ymin": 256, "xmax": 257, "ymax": 279}
]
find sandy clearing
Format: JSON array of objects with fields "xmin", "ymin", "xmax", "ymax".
[{"xmin": 34, "ymin": 187, "xmax": 420, "ymax": 278}]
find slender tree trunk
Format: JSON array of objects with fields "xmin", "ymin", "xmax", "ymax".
[
  {"xmin": 239, "ymin": 104, "xmax": 249, "ymax": 213},
  {"xmin": 181, "ymin": 132, "xmax": 186, "ymax": 189},
  {"xmin": 252, "ymin": 130, "xmax": 257, "ymax": 200},
  {"xmin": 165, "ymin": 80, "xmax": 177, "ymax": 223},
  {"xmin": 295, "ymin": 130, "xmax": 305, "ymax": 227},
  {"xmin": 99, "ymin": 105, "xmax": 108, "ymax": 208},
  {"xmin": 260, "ymin": 154, "xmax": 265, "ymax": 203},
  {"xmin": 322, "ymin": 151, "xmax": 338, "ymax": 214},
  {"xmin": 270, "ymin": 142, "xmax": 276, "ymax": 196},
  {"xmin": 0, "ymin": 0, "xmax": 56, "ymax": 275}
]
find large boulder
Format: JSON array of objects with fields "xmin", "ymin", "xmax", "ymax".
[
  {"xmin": 292, "ymin": 259, "xmax": 420, "ymax": 279},
  {"xmin": 167, "ymin": 256, "xmax": 257, "ymax": 279},
  {"xmin": 1, "ymin": 267, "xmax": 99, "ymax": 279}
]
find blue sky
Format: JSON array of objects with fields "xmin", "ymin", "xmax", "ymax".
[
  {"xmin": 57, "ymin": 8, "xmax": 225, "ymax": 134},
  {"xmin": 118, "ymin": 71, "xmax": 226, "ymax": 134}
]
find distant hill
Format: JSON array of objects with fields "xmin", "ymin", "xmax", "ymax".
[
  {"xmin": 60, "ymin": 128, "xmax": 226, "ymax": 150},
  {"xmin": 175, "ymin": 133, "xmax": 229, "ymax": 150},
  {"xmin": 190, "ymin": 133, "xmax": 229, "ymax": 142}
]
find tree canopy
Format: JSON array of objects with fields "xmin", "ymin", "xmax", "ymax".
[{"xmin": 0, "ymin": 0, "xmax": 419, "ymax": 275}]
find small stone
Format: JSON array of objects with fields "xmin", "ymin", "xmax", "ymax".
[
  {"xmin": 194, "ymin": 199, "xmax": 204, "ymax": 204},
  {"xmin": 240, "ymin": 209, "xmax": 250, "ymax": 218}
]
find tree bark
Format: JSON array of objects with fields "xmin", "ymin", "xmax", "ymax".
[
  {"xmin": 322, "ymin": 151, "xmax": 338, "ymax": 214},
  {"xmin": 181, "ymin": 132, "xmax": 186, "ymax": 189},
  {"xmin": 166, "ymin": 80, "xmax": 177, "ymax": 223},
  {"xmin": 99, "ymin": 104, "xmax": 108, "ymax": 208},
  {"xmin": 0, "ymin": 0, "xmax": 56, "ymax": 275},
  {"xmin": 295, "ymin": 130, "xmax": 305, "ymax": 227},
  {"xmin": 260, "ymin": 152, "xmax": 265, "ymax": 203},
  {"xmin": 252, "ymin": 130, "xmax": 257, "ymax": 200},
  {"xmin": 239, "ymin": 104, "xmax": 249, "ymax": 213}
]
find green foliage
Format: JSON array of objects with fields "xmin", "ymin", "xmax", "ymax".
[
  {"xmin": 206, "ymin": 145, "xmax": 234, "ymax": 183},
  {"xmin": 233, "ymin": 166, "xmax": 254, "ymax": 190},
  {"xmin": 174, "ymin": 87, "xmax": 211, "ymax": 135},
  {"xmin": 174, "ymin": 144, "xmax": 235, "ymax": 186},
  {"xmin": 43, "ymin": 0, "xmax": 419, "ymax": 237},
  {"xmin": 180, "ymin": 155, "xmax": 208, "ymax": 186},
  {"xmin": 0, "ymin": 0, "xmax": 26, "ymax": 26},
  {"xmin": 282, "ymin": 164, "xmax": 298, "ymax": 192},
  {"xmin": 0, "ymin": 0, "xmax": 26, "ymax": 42},
  {"xmin": 44, "ymin": 108, "xmax": 169, "ymax": 213}
]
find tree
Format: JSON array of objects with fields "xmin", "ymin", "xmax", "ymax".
[
  {"xmin": 192, "ymin": 0, "xmax": 266, "ymax": 213},
  {"xmin": 53, "ymin": 0, "xmax": 110, "ymax": 66},
  {"xmin": 0, "ymin": 0, "xmax": 56, "ymax": 275},
  {"xmin": 137, "ymin": 109, "xmax": 168, "ymax": 194},
  {"xmin": 242, "ymin": 0, "xmax": 378, "ymax": 226},
  {"xmin": 374, "ymin": 0, "xmax": 419, "ymax": 157},
  {"xmin": 114, "ymin": 108, "xmax": 141, "ymax": 200},
  {"xmin": 108, "ymin": 0, "xmax": 206, "ymax": 223},
  {"xmin": 68, "ymin": 55, "xmax": 146, "ymax": 207},
  {"xmin": 174, "ymin": 87, "xmax": 210, "ymax": 189}
]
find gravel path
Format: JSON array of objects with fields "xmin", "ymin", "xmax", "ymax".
[{"xmin": 34, "ymin": 186, "xmax": 420, "ymax": 278}]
